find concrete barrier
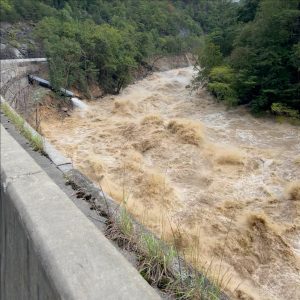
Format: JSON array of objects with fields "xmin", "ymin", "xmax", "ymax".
[
  {"xmin": 0, "ymin": 58, "xmax": 47, "ymax": 101},
  {"xmin": 0, "ymin": 124, "xmax": 160, "ymax": 300}
]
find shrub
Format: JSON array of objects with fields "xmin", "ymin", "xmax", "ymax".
[
  {"xmin": 209, "ymin": 66, "xmax": 235, "ymax": 84},
  {"xmin": 271, "ymin": 103, "xmax": 300, "ymax": 119},
  {"xmin": 207, "ymin": 82, "xmax": 238, "ymax": 106},
  {"xmin": 206, "ymin": 66, "xmax": 238, "ymax": 106}
]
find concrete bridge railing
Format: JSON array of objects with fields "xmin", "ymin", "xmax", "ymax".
[{"xmin": 0, "ymin": 124, "xmax": 160, "ymax": 300}]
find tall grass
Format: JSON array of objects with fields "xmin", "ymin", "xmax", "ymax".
[
  {"xmin": 139, "ymin": 232, "xmax": 176, "ymax": 287},
  {"xmin": 101, "ymin": 164, "xmax": 230, "ymax": 300}
]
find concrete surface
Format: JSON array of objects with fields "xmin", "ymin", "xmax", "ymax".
[
  {"xmin": 43, "ymin": 140, "xmax": 73, "ymax": 171},
  {"xmin": 0, "ymin": 58, "xmax": 47, "ymax": 101},
  {"xmin": 0, "ymin": 124, "xmax": 160, "ymax": 300}
]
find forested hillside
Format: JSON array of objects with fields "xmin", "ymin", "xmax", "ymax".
[
  {"xmin": 194, "ymin": 0, "xmax": 300, "ymax": 118},
  {"xmin": 1, "ymin": 0, "xmax": 299, "ymax": 117},
  {"xmin": 1, "ymin": 0, "xmax": 205, "ymax": 93}
]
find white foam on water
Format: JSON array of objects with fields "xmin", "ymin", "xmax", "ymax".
[{"xmin": 71, "ymin": 97, "xmax": 88, "ymax": 110}]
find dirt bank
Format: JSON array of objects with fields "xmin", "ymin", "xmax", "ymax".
[{"xmin": 40, "ymin": 67, "xmax": 300, "ymax": 300}]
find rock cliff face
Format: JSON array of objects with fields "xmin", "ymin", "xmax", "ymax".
[{"xmin": 0, "ymin": 22, "xmax": 44, "ymax": 59}]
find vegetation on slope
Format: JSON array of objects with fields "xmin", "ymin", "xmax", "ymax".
[
  {"xmin": 1, "ymin": 0, "xmax": 205, "ymax": 94},
  {"xmin": 193, "ymin": 0, "xmax": 300, "ymax": 117},
  {"xmin": 1, "ymin": 0, "xmax": 298, "ymax": 114}
]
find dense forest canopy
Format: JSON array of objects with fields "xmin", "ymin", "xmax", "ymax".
[
  {"xmin": 1, "ymin": 0, "xmax": 206, "ymax": 93},
  {"xmin": 1, "ymin": 0, "xmax": 299, "ymax": 117},
  {"xmin": 194, "ymin": 0, "xmax": 300, "ymax": 118}
]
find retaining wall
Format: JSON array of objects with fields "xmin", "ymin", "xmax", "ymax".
[
  {"xmin": 0, "ymin": 124, "xmax": 160, "ymax": 300},
  {"xmin": 0, "ymin": 58, "xmax": 47, "ymax": 102}
]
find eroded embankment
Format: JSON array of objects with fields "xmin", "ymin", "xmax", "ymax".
[{"xmin": 40, "ymin": 67, "xmax": 300, "ymax": 300}]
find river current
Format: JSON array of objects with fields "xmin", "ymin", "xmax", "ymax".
[{"xmin": 41, "ymin": 67, "xmax": 300, "ymax": 300}]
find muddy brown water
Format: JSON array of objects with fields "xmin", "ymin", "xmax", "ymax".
[{"xmin": 41, "ymin": 67, "xmax": 300, "ymax": 300}]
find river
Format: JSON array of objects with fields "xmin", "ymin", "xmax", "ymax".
[{"xmin": 41, "ymin": 67, "xmax": 300, "ymax": 300}]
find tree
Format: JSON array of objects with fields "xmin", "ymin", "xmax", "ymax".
[
  {"xmin": 232, "ymin": 0, "xmax": 300, "ymax": 112},
  {"xmin": 45, "ymin": 37, "xmax": 83, "ymax": 91},
  {"xmin": 192, "ymin": 40, "xmax": 223, "ymax": 89},
  {"xmin": 238, "ymin": 0, "xmax": 260, "ymax": 22},
  {"xmin": 194, "ymin": 0, "xmax": 300, "ymax": 116},
  {"xmin": 207, "ymin": 66, "xmax": 238, "ymax": 106}
]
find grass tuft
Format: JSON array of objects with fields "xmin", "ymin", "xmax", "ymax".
[
  {"xmin": 105, "ymin": 205, "xmax": 136, "ymax": 250},
  {"xmin": 118, "ymin": 206, "xmax": 134, "ymax": 237},
  {"xmin": 171, "ymin": 272, "xmax": 222, "ymax": 300},
  {"xmin": 139, "ymin": 233, "xmax": 176, "ymax": 287}
]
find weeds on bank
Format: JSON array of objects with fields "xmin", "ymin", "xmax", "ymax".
[
  {"xmin": 105, "ymin": 204, "xmax": 136, "ymax": 250},
  {"xmin": 171, "ymin": 272, "xmax": 222, "ymax": 300},
  {"xmin": 1, "ymin": 102, "xmax": 44, "ymax": 152},
  {"xmin": 101, "ymin": 162, "xmax": 230, "ymax": 300},
  {"xmin": 139, "ymin": 233, "xmax": 176, "ymax": 288},
  {"xmin": 166, "ymin": 222, "xmax": 226, "ymax": 300},
  {"xmin": 105, "ymin": 201, "xmax": 226, "ymax": 299},
  {"xmin": 119, "ymin": 206, "xmax": 134, "ymax": 236},
  {"xmin": 137, "ymin": 224, "xmax": 225, "ymax": 300}
]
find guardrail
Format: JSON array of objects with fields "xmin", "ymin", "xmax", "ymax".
[{"xmin": 0, "ymin": 123, "xmax": 160, "ymax": 300}]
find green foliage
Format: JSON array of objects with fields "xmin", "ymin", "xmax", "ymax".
[
  {"xmin": 291, "ymin": 43, "xmax": 300, "ymax": 70},
  {"xmin": 139, "ymin": 233, "xmax": 176, "ymax": 285},
  {"xmin": 193, "ymin": 41, "xmax": 223, "ymax": 88},
  {"xmin": 207, "ymin": 82, "xmax": 238, "ymax": 107},
  {"xmin": 118, "ymin": 207, "xmax": 134, "ymax": 237},
  {"xmin": 35, "ymin": 16, "xmax": 138, "ymax": 94},
  {"xmin": 3, "ymin": 0, "xmax": 203, "ymax": 55},
  {"xmin": 271, "ymin": 103, "xmax": 300, "ymax": 119},
  {"xmin": 209, "ymin": 66, "xmax": 235, "ymax": 84},
  {"xmin": 238, "ymin": 0, "xmax": 260, "ymax": 22},
  {"xmin": 5, "ymin": 0, "xmax": 299, "ymax": 115},
  {"xmin": 206, "ymin": 66, "xmax": 238, "ymax": 106},
  {"xmin": 0, "ymin": 0, "xmax": 12, "ymax": 16},
  {"xmin": 233, "ymin": 0, "xmax": 300, "ymax": 113},
  {"xmin": 18, "ymin": 0, "xmax": 203, "ymax": 94},
  {"xmin": 172, "ymin": 272, "xmax": 222, "ymax": 300},
  {"xmin": 199, "ymin": 42, "xmax": 223, "ymax": 75},
  {"xmin": 194, "ymin": 0, "xmax": 300, "ymax": 116},
  {"xmin": 2, "ymin": 0, "xmax": 56, "ymax": 21},
  {"xmin": 45, "ymin": 36, "xmax": 83, "ymax": 91}
]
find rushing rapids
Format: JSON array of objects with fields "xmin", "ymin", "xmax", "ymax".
[{"xmin": 41, "ymin": 67, "xmax": 300, "ymax": 300}]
